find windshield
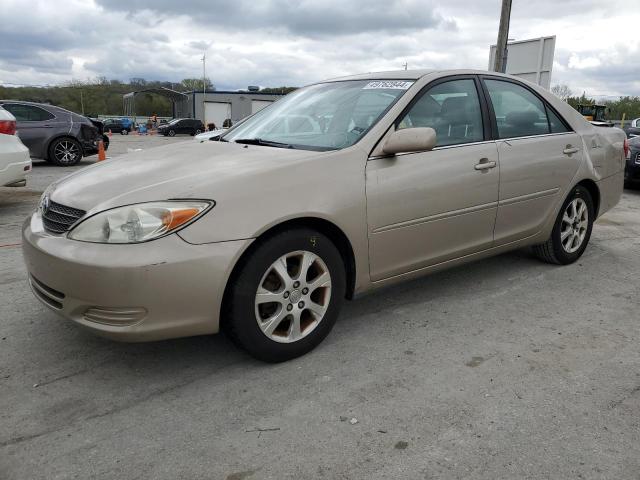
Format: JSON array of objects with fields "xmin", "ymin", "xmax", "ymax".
[{"xmin": 223, "ymin": 80, "xmax": 413, "ymax": 150}]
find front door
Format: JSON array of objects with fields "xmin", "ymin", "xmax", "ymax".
[{"xmin": 366, "ymin": 77, "xmax": 500, "ymax": 281}]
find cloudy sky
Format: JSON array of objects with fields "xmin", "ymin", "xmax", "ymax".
[{"xmin": 0, "ymin": 0, "xmax": 638, "ymax": 96}]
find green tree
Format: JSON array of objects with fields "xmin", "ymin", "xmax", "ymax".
[
  {"xmin": 180, "ymin": 78, "xmax": 214, "ymax": 91},
  {"xmin": 260, "ymin": 86, "xmax": 297, "ymax": 94}
]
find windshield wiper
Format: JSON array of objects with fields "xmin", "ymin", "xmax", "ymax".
[{"xmin": 234, "ymin": 138, "xmax": 295, "ymax": 149}]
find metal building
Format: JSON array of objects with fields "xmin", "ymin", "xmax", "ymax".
[
  {"xmin": 123, "ymin": 88, "xmax": 285, "ymax": 127},
  {"xmin": 179, "ymin": 90, "xmax": 284, "ymax": 129}
]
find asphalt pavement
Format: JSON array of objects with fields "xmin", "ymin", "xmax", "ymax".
[{"xmin": 1, "ymin": 135, "xmax": 639, "ymax": 479}]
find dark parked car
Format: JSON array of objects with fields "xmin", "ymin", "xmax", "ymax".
[
  {"xmin": 102, "ymin": 118, "xmax": 132, "ymax": 135},
  {"xmin": 623, "ymin": 118, "xmax": 640, "ymax": 139},
  {"xmin": 625, "ymin": 135, "xmax": 640, "ymax": 187},
  {"xmin": 0, "ymin": 101, "xmax": 103, "ymax": 166},
  {"xmin": 157, "ymin": 118, "xmax": 204, "ymax": 137}
]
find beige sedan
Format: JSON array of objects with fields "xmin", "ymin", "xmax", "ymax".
[{"xmin": 23, "ymin": 70, "xmax": 627, "ymax": 362}]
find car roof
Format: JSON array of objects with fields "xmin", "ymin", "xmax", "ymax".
[
  {"xmin": 0, "ymin": 99, "xmax": 57, "ymax": 107},
  {"xmin": 0, "ymin": 99, "xmax": 78, "ymax": 115},
  {"xmin": 319, "ymin": 69, "xmax": 522, "ymax": 83}
]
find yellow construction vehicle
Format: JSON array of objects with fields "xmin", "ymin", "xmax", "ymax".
[{"xmin": 577, "ymin": 104, "xmax": 613, "ymax": 126}]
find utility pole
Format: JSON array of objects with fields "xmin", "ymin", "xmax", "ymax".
[
  {"xmin": 493, "ymin": 0, "xmax": 512, "ymax": 73},
  {"xmin": 201, "ymin": 52, "xmax": 206, "ymax": 123},
  {"xmin": 80, "ymin": 90, "xmax": 85, "ymax": 115},
  {"xmin": 402, "ymin": 62, "xmax": 408, "ymax": 71}
]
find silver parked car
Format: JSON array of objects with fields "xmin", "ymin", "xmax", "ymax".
[
  {"xmin": 22, "ymin": 70, "xmax": 626, "ymax": 362},
  {"xmin": 0, "ymin": 101, "xmax": 103, "ymax": 166}
]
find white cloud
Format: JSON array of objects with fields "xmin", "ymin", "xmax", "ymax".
[
  {"xmin": 568, "ymin": 55, "xmax": 602, "ymax": 70},
  {"xmin": 0, "ymin": 0, "xmax": 638, "ymax": 96}
]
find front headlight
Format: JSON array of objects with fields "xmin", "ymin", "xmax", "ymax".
[{"xmin": 68, "ymin": 200, "xmax": 214, "ymax": 244}]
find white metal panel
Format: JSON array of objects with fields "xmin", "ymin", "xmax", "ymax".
[
  {"xmin": 204, "ymin": 102, "xmax": 231, "ymax": 129},
  {"xmin": 251, "ymin": 100, "xmax": 273, "ymax": 114},
  {"xmin": 488, "ymin": 36, "xmax": 556, "ymax": 89}
]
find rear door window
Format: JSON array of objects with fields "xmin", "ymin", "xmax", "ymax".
[
  {"xmin": 484, "ymin": 80, "xmax": 551, "ymax": 138},
  {"xmin": 547, "ymin": 108, "xmax": 570, "ymax": 133}
]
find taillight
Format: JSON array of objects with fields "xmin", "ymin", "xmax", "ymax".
[
  {"xmin": 0, "ymin": 119, "xmax": 16, "ymax": 135},
  {"xmin": 624, "ymin": 138, "xmax": 630, "ymax": 159}
]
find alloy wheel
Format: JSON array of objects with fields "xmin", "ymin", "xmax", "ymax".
[
  {"xmin": 255, "ymin": 250, "xmax": 332, "ymax": 343},
  {"xmin": 560, "ymin": 198, "xmax": 588, "ymax": 253},
  {"xmin": 53, "ymin": 140, "xmax": 80, "ymax": 164}
]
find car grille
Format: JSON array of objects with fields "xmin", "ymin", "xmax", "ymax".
[{"xmin": 43, "ymin": 201, "xmax": 86, "ymax": 234}]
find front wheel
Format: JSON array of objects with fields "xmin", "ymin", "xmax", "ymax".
[
  {"xmin": 223, "ymin": 229, "xmax": 346, "ymax": 362},
  {"xmin": 168, "ymin": 129, "xmax": 176, "ymax": 137},
  {"xmin": 533, "ymin": 185, "xmax": 594, "ymax": 265}
]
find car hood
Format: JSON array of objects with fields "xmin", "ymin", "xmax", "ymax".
[{"xmin": 49, "ymin": 141, "xmax": 325, "ymax": 213}]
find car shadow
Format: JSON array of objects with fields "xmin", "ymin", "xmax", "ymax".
[
  {"xmin": 60, "ymin": 248, "xmax": 542, "ymax": 376},
  {"xmin": 30, "ymin": 159, "xmax": 96, "ymax": 168}
]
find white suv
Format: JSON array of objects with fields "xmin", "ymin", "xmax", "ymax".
[{"xmin": 0, "ymin": 105, "xmax": 31, "ymax": 187}]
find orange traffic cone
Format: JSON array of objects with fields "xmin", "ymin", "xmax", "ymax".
[{"xmin": 98, "ymin": 140, "xmax": 106, "ymax": 161}]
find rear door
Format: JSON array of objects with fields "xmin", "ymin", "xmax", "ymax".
[
  {"xmin": 481, "ymin": 77, "xmax": 582, "ymax": 244},
  {"xmin": 2, "ymin": 103, "xmax": 57, "ymax": 158}
]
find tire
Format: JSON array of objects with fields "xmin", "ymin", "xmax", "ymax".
[
  {"xmin": 223, "ymin": 228, "xmax": 346, "ymax": 362},
  {"xmin": 48, "ymin": 137, "xmax": 83, "ymax": 166},
  {"xmin": 194, "ymin": 129, "xmax": 202, "ymax": 135},
  {"xmin": 120, "ymin": 129, "xmax": 127, "ymax": 135},
  {"xmin": 168, "ymin": 129, "xmax": 176, "ymax": 137},
  {"xmin": 533, "ymin": 185, "xmax": 594, "ymax": 265}
]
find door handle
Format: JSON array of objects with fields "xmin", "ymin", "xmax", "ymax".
[
  {"xmin": 563, "ymin": 145, "xmax": 579, "ymax": 155},
  {"xmin": 475, "ymin": 159, "xmax": 497, "ymax": 170}
]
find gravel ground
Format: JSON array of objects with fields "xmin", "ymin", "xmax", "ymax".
[{"xmin": 1, "ymin": 138, "xmax": 639, "ymax": 479}]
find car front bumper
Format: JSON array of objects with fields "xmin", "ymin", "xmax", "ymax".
[{"xmin": 22, "ymin": 213, "xmax": 252, "ymax": 342}]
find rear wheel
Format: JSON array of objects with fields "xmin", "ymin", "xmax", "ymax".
[
  {"xmin": 533, "ymin": 185, "xmax": 594, "ymax": 265},
  {"xmin": 194, "ymin": 129, "xmax": 202, "ymax": 135},
  {"xmin": 48, "ymin": 137, "xmax": 82, "ymax": 166},
  {"xmin": 120, "ymin": 129, "xmax": 128, "ymax": 135},
  {"xmin": 223, "ymin": 229, "xmax": 346, "ymax": 362}
]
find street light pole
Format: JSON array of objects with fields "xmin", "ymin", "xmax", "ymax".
[
  {"xmin": 201, "ymin": 52, "xmax": 207, "ymax": 124},
  {"xmin": 493, "ymin": 0, "xmax": 512, "ymax": 73}
]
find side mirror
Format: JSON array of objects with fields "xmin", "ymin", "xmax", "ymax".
[{"xmin": 382, "ymin": 127, "xmax": 437, "ymax": 155}]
